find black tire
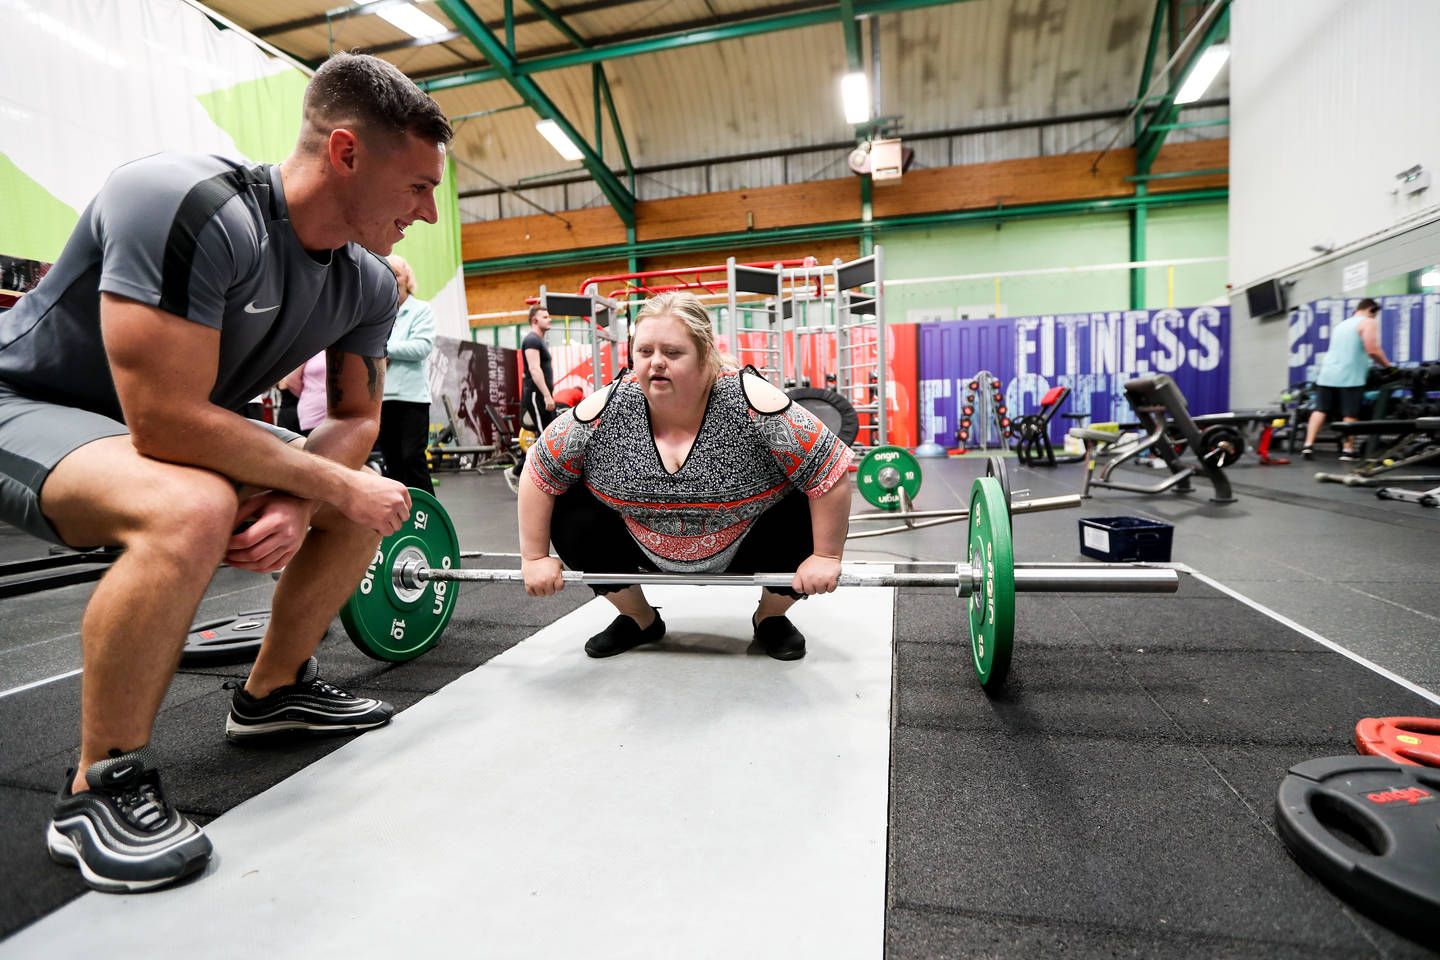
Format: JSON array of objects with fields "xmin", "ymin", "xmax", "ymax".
[{"xmin": 787, "ymin": 387, "xmax": 860, "ymax": 447}]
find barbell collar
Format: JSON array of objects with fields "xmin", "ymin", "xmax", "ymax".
[{"xmin": 394, "ymin": 557, "xmax": 1178, "ymax": 597}]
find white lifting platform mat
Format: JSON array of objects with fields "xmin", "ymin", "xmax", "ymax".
[{"xmin": 5, "ymin": 583, "xmax": 894, "ymax": 958}]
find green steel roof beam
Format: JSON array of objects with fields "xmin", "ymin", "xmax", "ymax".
[
  {"xmin": 839, "ymin": 0, "xmax": 864, "ymax": 73},
  {"xmin": 523, "ymin": 0, "xmax": 631, "ymax": 192},
  {"xmin": 597, "ymin": 66, "xmax": 634, "ymax": 192},
  {"xmin": 1136, "ymin": 1, "xmax": 1230, "ymax": 172},
  {"xmin": 1134, "ymin": 0, "xmax": 1168, "ymax": 144},
  {"xmin": 254, "ymin": 0, "xmax": 641, "ymax": 39},
  {"xmin": 462, "ymin": 187, "xmax": 1229, "ymax": 275},
  {"xmin": 593, "ymin": 64, "xmax": 603, "ymax": 161},
  {"xmin": 419, "ymin": 0, "xmax": 975, "ymax": 93},
  {"xmin": 436, "ymin": 0, "xmax": 635, "ymax": 226},
  {"xmin": 523, "ymin": 0, "xmax": 589, "ymax": 49}
]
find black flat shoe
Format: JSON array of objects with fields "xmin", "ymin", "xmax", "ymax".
[
  {"xmin": 585, "ymin": 610, "xmax": 666, "ymax": 658},
  {"xmin": 754, "ymin": 615, "xmax": 806, "ymax": 661}
]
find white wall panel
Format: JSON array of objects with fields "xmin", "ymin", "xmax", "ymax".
[
  {"xmin": 1230, "ymin": 0, "xmax": 1440, "ymax": 290},
  {"xmin": 1228, "ymin": 0, "xmax": 1440, "ymax": 406}
]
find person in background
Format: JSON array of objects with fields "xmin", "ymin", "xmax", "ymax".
[
  {"xmin": 280, "ymin": 353, "xmax": 328, "ymax": 436},
  {"xmin": 379, "ymin": 254, "xmax": 436, "ymax": 495},
  {"xmin": 505, "ymin": 305, "xmax": 555, "ymax": 492},
  {"xmin": 1303, "ymin": 298, "xmax": 1392, "ymax": 460}
]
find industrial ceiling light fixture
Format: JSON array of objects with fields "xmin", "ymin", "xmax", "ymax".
[
  {"xmin": 535, "ymin": 119, "xmax": 583, "ymax": 161},
  {"xmin": 357, "ymin": 1, "xmax": 450, "ymax": 40},
  {"xmin": 841, "ymin": 72, "xmax": 870, "ymax": 125},
  {"xmin": 1175, "ymin": 43, "xmax": 1229, "ymax": 104}
]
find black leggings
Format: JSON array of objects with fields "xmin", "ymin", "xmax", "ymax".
[
  {"xmin": 379, "ymin": 400, "xmax": 435, "ymax": 495},
  {"xmin": 549, "ymin": 484, "xmax": 816, "ymax": 599}
]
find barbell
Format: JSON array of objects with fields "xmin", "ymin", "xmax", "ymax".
[
  {"xmin": 848, "ymin": 454, "xmax": 1076, "ymax": 538},
  {"xmin": 340, "ymin": 478, "xmax": 1179, "ymax": 690}
]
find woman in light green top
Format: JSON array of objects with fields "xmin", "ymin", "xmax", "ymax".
[{"xmin": 380, "ymin": 255, "xmax": 437, "ymax": 494}]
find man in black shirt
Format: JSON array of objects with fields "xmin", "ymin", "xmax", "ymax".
[
  {"xmin": 521, "ymin": 305, "xmax": 556, "ymax": 430},
  {"xmin": 507, "ymin": 306, "xmax": 556, "ymax": 490}
]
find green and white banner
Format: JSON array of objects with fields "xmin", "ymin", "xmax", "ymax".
[{"xmin": 0, "ymin": 0, "xmax": 467, "ymax": 337}]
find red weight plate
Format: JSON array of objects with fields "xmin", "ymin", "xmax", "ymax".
[{"xmin": 1354, "ymin": 716, "xmax": 1440, "ymax": 767}]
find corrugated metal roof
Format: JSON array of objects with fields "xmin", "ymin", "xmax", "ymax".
[{"xmin": 201, "ymin": 0, "xmax": 1230, "ymax": 221}]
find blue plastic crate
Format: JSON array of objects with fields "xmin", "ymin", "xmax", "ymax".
[{"xmin": 1078, "ymin": 516, "xmax": 1174, "ymax": 562}]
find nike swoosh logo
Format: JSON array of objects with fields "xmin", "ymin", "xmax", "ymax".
[{"xmin": 243, "ymin": 300, "xmax": 278, "ymax": 315}]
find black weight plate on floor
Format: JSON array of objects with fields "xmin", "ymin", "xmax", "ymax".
[
  {"xmin": 1199, "ymin": 424, "xmax": 1245, "ymax": 467},
  {"xmin": 181, "ymin": 609, "xmax": 270, "ymax": 665},
  {"xmin": 787, "ymin": 387, "xmax": 860, "ymax": 447},
  {"xmin": 1274, "ymin": 754, "xmax": 1440, "ymax": 948}
]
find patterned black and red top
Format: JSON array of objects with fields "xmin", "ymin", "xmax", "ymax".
[{"xmin": 526, "ymin": 367, "xmax": 853, "ymax": 574}]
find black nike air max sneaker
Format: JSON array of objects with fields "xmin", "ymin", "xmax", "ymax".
[
  {"xmin": 47, "ymin": 746, "xmax": 211, "ymax": 892},
  {"xmin": 225, "ymin": 657, "xmax": 393, "ymax": 741}
]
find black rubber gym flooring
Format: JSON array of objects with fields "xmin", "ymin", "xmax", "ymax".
[{"xmin": 1, "ymin": 450, "xmax": 1437, "ymax": 955}]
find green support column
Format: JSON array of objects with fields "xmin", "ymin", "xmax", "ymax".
[
  {"xmin": 1129, "ymin": 183, "xmax": 1147, "ymax": 309},
  {"xmin": 860, "ymin": 174, "xmax": 874, "ymax": 256}
]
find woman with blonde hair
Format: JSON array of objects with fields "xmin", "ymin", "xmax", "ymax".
[{"xmin": 517, "ymin": 291, "xmax": 853, "ymax": 660}]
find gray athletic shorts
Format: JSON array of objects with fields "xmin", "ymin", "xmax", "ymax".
[{"xmin": 0, "ymin": 385, "xmax": 301, "ymax": 545}]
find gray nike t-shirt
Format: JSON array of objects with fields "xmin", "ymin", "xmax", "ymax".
[{"xmin": 0, "ymin": 153, "xmax": 398, "ymax": 419}]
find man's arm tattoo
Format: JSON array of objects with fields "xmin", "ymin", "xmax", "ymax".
[
  {"xmin": 364, "ymin": 356, "xmax": 383, "ymax": 402},
  {"xmin": 325, "ymin": 348, "xmax": 344, "ymax": 411}
]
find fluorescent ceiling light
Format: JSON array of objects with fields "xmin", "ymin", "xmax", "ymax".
[
  {"xmin": 841, "ymin": 72, "xmax": 870, "ymax": 125},
  {"xmin": 1420, "ymin": 269, "xmax": 1440, "ymax": 287},
  {"xmin": 536, "ymin": 119, "xmax": 583, "ymax": 161},
  {"xmin": 375, "ymin": 3, "xmax": 449, "ymax": 40},
  {"xmin": 1175, "ymin": 44, "xmax": 1229, "ymax": 104}
]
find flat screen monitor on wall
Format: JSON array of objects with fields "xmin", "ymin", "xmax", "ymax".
[{"xmin": 1246, "ymin": 279, "xmax": 1286, "ymax": 318}]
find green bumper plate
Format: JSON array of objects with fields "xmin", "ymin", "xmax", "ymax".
[
  {"xmin": 341, "ymin": 488, "xmax": 460, "ymax": 661},
  {"xmin": 966, "ymin": 475, "xmax": 1015, "ymax": 689},
  {"xmin": 856, "ymin": 445, "xmax": 923, "ymax": 510}
]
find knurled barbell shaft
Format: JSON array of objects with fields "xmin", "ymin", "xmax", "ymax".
[{"xmin": 397, "ymin": 559, "xmax": 1177, "ymax": 596}]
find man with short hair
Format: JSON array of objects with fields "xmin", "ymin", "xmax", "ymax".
[
  {"xmin": 1303, "ymin": 297, "xmax": 1392, "ymax": 460},
  {"xmin": 521, "ymin": 305, "xmax": 557, "ymax": 429},
  {"xmin": 0, "ymin": 52, "xmax": 452, "ymax": 891},
  {"xmin": 505, "ymin": 305, "xmax": 556, "ymax": 491}
]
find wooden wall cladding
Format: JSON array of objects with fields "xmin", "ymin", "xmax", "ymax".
[
  {"xmin": 869, "ymin": 142, "xmax": 1228, "ymax": 219},
  {"xmin": 462, "ymin": 140, "xmax": 1229, "ymax": 323},
  {"xmin": 635, "ymin": 178, "xmax": 861, "ymax": 243},
  {"xmin": 466, "ymin": 260, "xmax": 627, "ymax": 325},
  {"xmin": 461, "ymin": 206, "xmax": 627, "ymax": 262},
  {"xmin": 1145, "ymin": 138, "xmax": 1229, "ymax": 191}
]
